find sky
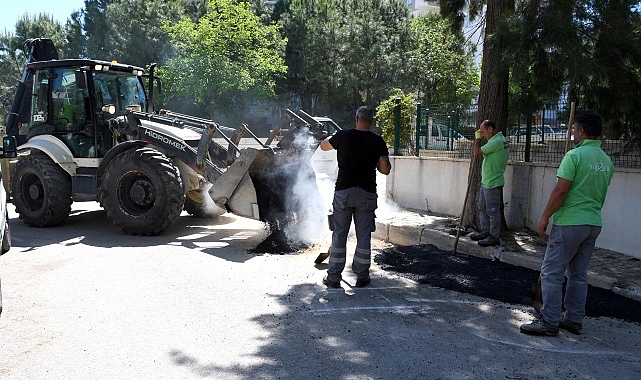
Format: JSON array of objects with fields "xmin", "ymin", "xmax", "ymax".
[{"xmin": 0, "ymin": 0, "xmax": 86, "ymax": 33}]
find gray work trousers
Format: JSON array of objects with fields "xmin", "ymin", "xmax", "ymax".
[
  {"xmin": 327, "ymin": 187, "xmax": 377, "ymax": 282},
  {"xmin": 540, "ymin": 224, "xmax": 601, "ymax": 326},
  {"xmin": 478, "ymin": 186, "xmax": 503, "ymax": 239}
]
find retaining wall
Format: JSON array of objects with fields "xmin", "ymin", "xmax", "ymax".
[{"xmin": 386, "ymin": 156, "xmax": 641, "ymax": 259}]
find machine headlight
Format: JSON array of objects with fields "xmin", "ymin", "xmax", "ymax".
[{"xmin": 102, "ymin": 104, "xmax": 116, "ymax": 114}]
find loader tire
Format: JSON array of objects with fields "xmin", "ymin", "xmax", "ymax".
[
  {"xmin": 12, "ymin": 151, "xmax": 72, "ymax": 227},
  {"xmin": 184, "ymin": 193, "xmax": 224, "ymax": 218},
  {"xmin": 100, "ymin": 147, "xmax": 184, "ymax": 236}
]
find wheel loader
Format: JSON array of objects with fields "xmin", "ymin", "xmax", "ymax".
[{"xmin": 1, "ymin": 38, "xmax": 327, "ymax": 235}]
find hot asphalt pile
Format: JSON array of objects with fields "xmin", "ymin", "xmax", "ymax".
[
  {"xmin": 374, "ymin": 243, "xmax": 641, "ymax": 324},
  {"xmin": 250, "ymin": 228, "xmax": 311, "ymax": 254}
]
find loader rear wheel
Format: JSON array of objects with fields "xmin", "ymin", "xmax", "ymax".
[
  {"xmin": 100, "ymin": 148, "xmax": 184, "ymax": 235},
  {"xmin": 12, "ymin": 151, "xmax": 72, "ymax": 227}
]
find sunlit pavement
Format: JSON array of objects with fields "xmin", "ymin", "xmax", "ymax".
[{"xmin": 1, "ymin": 200, "xmax": 640, "ymax": 379}]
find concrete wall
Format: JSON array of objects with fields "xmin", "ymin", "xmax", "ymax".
[{"xmin": 386, "ymin": 156, "xmax": 641, "ymax": 259}]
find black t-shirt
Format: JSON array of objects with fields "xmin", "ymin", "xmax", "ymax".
[{"xmin": 329, "ymin": 129, "xmax": 389, "ymax": 193}]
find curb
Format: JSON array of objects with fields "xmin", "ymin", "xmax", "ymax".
[{"xmin": 375, "ymin": 220, "xmax": 641, "ymax": 302}]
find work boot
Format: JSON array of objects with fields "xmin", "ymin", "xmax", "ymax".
[
  {"xmin": 520, "ymin": 318, "xmax": 559, "ymax": 336},
  {"xmin": 354, "ymin": 277, "xmax": 371, "ymax": 288},
  {"xmin": 560, "ymin": 318, "xmax": 583, "ymax": 335},
  {"xmin": 469, "ymin": 232, "xmax": 489, "ymax": 241},
  {"xmin": 322, "ymin": 275, "xmax": 341, "ymax": 288},
  {"xmin": 478, "ymin": 236, "xmax": 500, "ymax": 247}
]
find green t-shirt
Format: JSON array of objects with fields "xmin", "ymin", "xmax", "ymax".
[
  {"xmin": 480, "ymin": 132, "xmax": 509, "ymax": 189},
  {"xmin": 552, "ymin": 139, "xmax": 614, "ymax": 226}
]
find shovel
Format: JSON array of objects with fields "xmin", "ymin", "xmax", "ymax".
[
  {"xmin": 530, "ymin": 274, "xmax": 543, "ymax": 313},
  {"xmin": 314, "ymin": 247, "xmax": 330, "ymax": 264}
]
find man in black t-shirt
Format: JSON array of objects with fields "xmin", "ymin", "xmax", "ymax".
[{"xmin": 319, "ymin": 106, "xmax": 391, "ymax": 288}]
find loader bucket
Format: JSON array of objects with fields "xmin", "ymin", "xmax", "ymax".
[{"xmin": 209, "ymin": 146, "xmax": 322, "ymax": 230}]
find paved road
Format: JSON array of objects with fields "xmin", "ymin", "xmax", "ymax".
[{"xmin": 1, "ymin": 202, "xmax": 640, "ymax": 379}]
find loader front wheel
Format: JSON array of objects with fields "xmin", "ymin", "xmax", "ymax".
[
  {"xmin": 184, "ymin": 190, "xmax": 225, "ymax": 218},
  {"xmin": 12, "ymin": 151, "xmax": 72, "ymax": 227},
  {"xmin": 100, "ymin": 148, "xmax": 184, "ymax": 235}
]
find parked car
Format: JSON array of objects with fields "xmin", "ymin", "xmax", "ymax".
[
  {"xmin": 418, "ymin": 122, "xmax": 468, "ymax": 150},
  {"xmin": 0, "ymin": 173, "xmax": 10, "ymax": 255},
  {"xmin": 0, "ymin": 165, "xmax": 11, "ymax": 317},
  {"xmin": 309, "ymin": 116, "xmax": 343, "ymax": 177},
  {"xmin": 508, "ymin": 124, "xmax": 562, "ymax": 142},
  {"xmin": 0, "ymin": 135, "xmax": 17, "ymax": 317}
]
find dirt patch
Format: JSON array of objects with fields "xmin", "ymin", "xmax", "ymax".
[{"xmin": 374, "ymin": 244, "xmax": 641, "ymax": 324}]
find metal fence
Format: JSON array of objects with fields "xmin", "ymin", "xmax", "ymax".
[{"xmin": 402, "ymin": 102, "xmax": 641, "ymax": 169}]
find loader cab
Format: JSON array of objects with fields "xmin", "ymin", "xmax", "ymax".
[
  {"xmin": 26, "ymin": 60, "xmax": 147, "ymax": 158},
  {"xmin": 30, "ymin": 66, "xmax": 94, "ymax": 157}
]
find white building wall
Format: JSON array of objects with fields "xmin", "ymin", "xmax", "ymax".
[
  {"xmin": 399, "ymin": 0, "xmax": 440, "ymax": 16},
  {"xmin": 386, "ymin": 156, "xmax": 641, "ymax": 259}
]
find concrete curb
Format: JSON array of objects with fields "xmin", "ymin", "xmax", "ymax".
[{"xmin": 375, "ymin": 221, "xmax": 641, "ymax": 302}]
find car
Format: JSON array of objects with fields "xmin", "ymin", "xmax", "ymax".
[
  {"xmin": 0, "ymin": 135, "xmax": 17, "ymax": 317},
  {"xmin": 1, "ymin": 155, "xmax": 13, "ymax": 317},
  {"xmin": 0, "ymin": 173, "xmax": 10, "ymax": 256},
  {"xmin": 508, "ymin": 124, "xmax": 558, "ymax": 142},
  {"xmin": 418, "ymin": 122, "xmax": 468, "ymax": 150},
  {"xmin": 309, "ymin": 116, "xmax": 343, "ymax": 178},
  {"xmin": 0, "ymin": 172, "xmax": 11, "ymax": 317}
]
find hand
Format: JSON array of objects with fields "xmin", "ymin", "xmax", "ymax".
[
  {"xmin": 475, "ymin": 130, "xmax": 483, "ymax": 140},
  {"xmin": 537, "ymin": 218, "xmax": 549, "ymax": 239}
]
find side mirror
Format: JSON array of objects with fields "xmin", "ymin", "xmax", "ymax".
[
  {"xmin": 2, "ymin": 136, "xmax": 17, "ymax": 159},
  {"xmin": 75, "ymin": 70, "xmax": 87, "ymax": 89}
]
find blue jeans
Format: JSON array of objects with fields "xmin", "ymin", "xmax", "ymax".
[
  {"xmin": 327, "ymin": 187, "xmax": 377, "ymax": 282},
  {"xmin": 478, "ymin": 186, "xmax": 502, "ymax": 239},
  {"xmin": 540, "ymin": 224, "xmax": 601, "ymax": 325}
]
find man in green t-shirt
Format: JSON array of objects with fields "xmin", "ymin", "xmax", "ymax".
[
  {"xmin": 520, "ymin": 110, "xmax": 614, "ymax": 336},
  {"xmin": 471, "ymin": 120, "xmax": 509, "ymax": 247}
]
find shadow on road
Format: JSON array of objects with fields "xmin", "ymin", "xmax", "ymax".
[{"xmin": 8, "ymin": 203, "xmax": 270, "ymax": 263}]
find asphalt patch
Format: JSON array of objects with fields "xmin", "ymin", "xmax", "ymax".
[
  {"xmin": 374, "ymin": 244, "xmax": 641, "ymax": 324},
  {"xmin": 250, "ymin": 229, "xmax": 310, "ymax": 254}
]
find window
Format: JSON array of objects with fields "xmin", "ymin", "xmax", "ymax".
[
  {"xmin": 51, "ymin": 67, "xmax": 88, "ymax": 132},
  {"xmin": 93, "ymin": 71, "xmax": 146, "ymax": 115}
]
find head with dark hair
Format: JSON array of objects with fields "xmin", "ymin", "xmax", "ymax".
[
  {"xmin": 355, "ymin": 106, "xmax": 374, "ymax": 122},
  {"xmin": 483, "ymin": 120, "xmax": 497, "ymax": 130},
  {"xmin": 479, "ymin": 120, "xmax": 499, "ymax": 139},
  {"xmin": 574, "ymin": 110, "xmax": 602, "ymax": 138}
]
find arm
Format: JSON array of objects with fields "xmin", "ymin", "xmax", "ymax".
[
  {"xmin": 320, "ymin": 139, "xmax": 333, "ymax": 151},
  {"xmin": 537, "ymin": 178, "xmax": 572, "ymax": 238},
  {"xmin": 377, "ymin": 156, "xmax": 391, "ymax": 175}
]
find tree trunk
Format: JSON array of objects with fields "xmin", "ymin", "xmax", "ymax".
[{"xmin": 462, "ymin": 0, "xmax": 514, "ymax": 230}]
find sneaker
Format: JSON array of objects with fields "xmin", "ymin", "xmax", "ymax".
[
  {"xmin": 469, "ymin": 232, "xmax": 489, "ymax": 241},
  {"xmin": 560, "ymin": 318, "xmax": 583, "ymax": 335},
  {"xmin": 354, "ymin": 277, "xmax": 371, "ymax": 288},
  {"xmin": 478, "ymin": 236, "xmax": 500, "ymax": 247},
  {"xmin": 520, "ymin": 318, "xmax": 559, "ymax": 336},
  {"xmin": 322, "ymin": 275, "xmax": 341, "ymax": 288}
]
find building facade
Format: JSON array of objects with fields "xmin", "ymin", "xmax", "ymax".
[{"xmin": 400, "ymin": 0, "xmax": 440, "ymax": 16}]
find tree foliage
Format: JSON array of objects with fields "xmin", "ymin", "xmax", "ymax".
[
  {"xmin": 275, "ymin": 0, "xmax": 478, "ymax": 127},
  {"xmin": 0, "ymin": 14, "xmax": 68, "ymax": 123},
  {"xmin": 409, "ymin": 13, "xmax": 479, "ymax": 106},
  {"xmin": 159, "ymin": 0, "xmax": 287, "ymax": 119},
  {"xmin": 377, "ymin": 89, "xmax": 416, "ymax": 149},
  {"xmin": 500, "ymin": 1, "xmax": 641, "ymax": 139}
]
